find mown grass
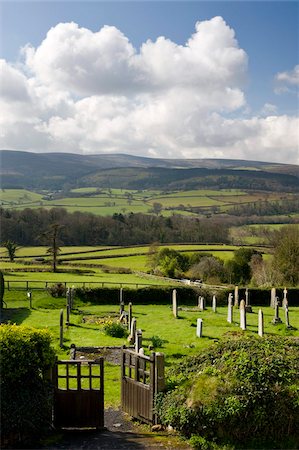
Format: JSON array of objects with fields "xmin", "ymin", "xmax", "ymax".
[{"xmin": 2, "ymin": 289, "xmax": 299, "ymax": 407}]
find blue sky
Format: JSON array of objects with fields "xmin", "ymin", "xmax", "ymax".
[{"xmin": 0, "ymin": 1, "xmax": 298, "ymax": 163}]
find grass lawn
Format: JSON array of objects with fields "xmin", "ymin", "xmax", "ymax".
[{"xmin": 2, "ymin": 290, "xmax": 298, "ymax": 407}]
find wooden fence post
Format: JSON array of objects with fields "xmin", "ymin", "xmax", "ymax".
[{"xmin": 155, "ymin": 352, "xmax": 165, "ymax": 394}]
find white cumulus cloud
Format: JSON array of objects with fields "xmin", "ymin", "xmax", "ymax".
[{"xmin": 0, "ymin": 18, "xmax": 298, "ymax": 164}]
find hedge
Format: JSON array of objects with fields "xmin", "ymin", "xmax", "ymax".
[
  {"xmin": 75, "ymin": 286, "xmax": 299, "ymax": 307},
  {"xmin": 0, "ymin": 324, "xmax": 56, "ymax": 448}
]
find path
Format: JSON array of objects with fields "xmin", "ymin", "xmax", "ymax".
[{"xmin": 46, "ymin": 408, "xmax": 191, "ymax": 450}]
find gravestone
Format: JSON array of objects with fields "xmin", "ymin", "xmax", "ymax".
[
  {"xmin": 258, "ymin": 309, "xmax": 264, "ymax": 337},
  {"xmin": 66, "ymin": 293, "xmax": 70, "ymax": 326},
  {"xmin": 59, "ymin": 309, "xmax": 64, "ymax": 348},
  {"xmin": 212, "ymin": 295, "xmax": 217, "ymax": 313},
  {"xmin": 198, "ymin": 296, "xmax": 206, "ymax": 311},
  {"xmin": 270, "ymin": 287, "xmax": 276, "ymax": 308},
  {"xmin": 227, "ymin": 296, "xmax": 233, "ymax": 323},
  {"xmin": 240, "ymin": 300, "xmax": 246, "ymax": 330},
  {"xmin": 135, "ymin": 329, "xmax": 142, "ymax": 352},
  {"xmin": 27, "ymin": 291, "xmax": 32, "ymax": 309},
  {"xmin": 120, "ymin": 301, "xmax": 125, "ymax": 315},
  {"xmin": 70, "ymin": 343, "xmax": 76, "ymax": 360},
  {"xmin": 128, "ymin": 302, "xmax": 133, "ymax": 329},
  {"xmin": 285, "ymin": 306, "xmax": 292, "ymax": 329},
  {"xmin": 272, "ymin": 298, "xmax": 282, "ymax": 324},
  {"xmin": 196, "ymin": 318, "xmax": 203, "ymax": 337},
  {"xmin": 282, "ymin": 287, "xmax": 288, "ymax": 309},
  {"xmin": 234, "ymin": 286, "xmax": 239, "ymax": 307},
  {"xmin": 172, "ymin": 290, "xmax": 178, "ymax": 318},
  {"xmin": 245, "ymin": 288, "xmax": 252, "ymax": 313},
  {"xmin": 129, "ymin": 317, "xmax": 137, "ymax": 344},
  {"xmin": 70, "ymin": 286, "xmax": 75, "ymax": 309}
]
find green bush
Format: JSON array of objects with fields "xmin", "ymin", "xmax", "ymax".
[
  {"xmin": 156, "ymin": 335, "xmax": 299, "ymax": 449},
  {"xmin": 48, "ymin": 282, "xmax": 66, "ymax": 297},
  {"xmin": 103, "ymin": 320, "xmax": 128, "ymax": 338},
  {"xmin": 150, "ymin": 335, "xmax": 164, "ymax": 348},
  {"xmin": 0, "ymin": 324, "xmax": 56, "ymax": 448}
]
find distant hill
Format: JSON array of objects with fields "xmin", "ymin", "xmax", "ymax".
[{"xmin": 1, "ymin": 150, "xmax": 298, "ymax": 192}]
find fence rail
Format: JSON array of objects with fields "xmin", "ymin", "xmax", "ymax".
[{"xmin": 5, "ymin": 280, "xmax": 177, "ymax": 291}]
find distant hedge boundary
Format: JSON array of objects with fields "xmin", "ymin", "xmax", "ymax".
[{"xmin": 75, "ymin": 286, "xmax": 299, "ymax": 307}]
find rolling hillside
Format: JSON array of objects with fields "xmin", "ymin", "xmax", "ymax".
[{"xmin": 1, "ymin": 150, "xmax": 298, "ymax": 191}]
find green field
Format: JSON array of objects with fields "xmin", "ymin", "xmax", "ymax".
[{"xmin": 2, "ymin": 187, "xmax": 296, "ymax": 218}]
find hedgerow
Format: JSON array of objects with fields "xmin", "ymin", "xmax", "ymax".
[
  {"xmin": 155, "ymin": 334, "xmax": 299, "ymax": 449},
  {"xmin": 0, "ymin": 324, "xmax": 56, "ymax": 448}
]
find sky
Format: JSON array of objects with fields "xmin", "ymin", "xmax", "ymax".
[{"xmin": 0, "ymin": 1, "xmax": 298, "ymax": 164}]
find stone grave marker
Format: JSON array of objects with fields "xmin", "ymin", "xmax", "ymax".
[
  {"xmin": 258, "ymin": 309, "xmax": 264, "ymax": 337},
  {"xmin": 282, "ymin": 287, "xmax": 288, "ymax": 309},
  {"xmin": 135, "ymin": 329, "xmax": 142, "ymax": 352},
  {"xmin": 70, "ymin": 343, "xmax": 76, "ymax": 360},
  {"xmin": 196, "ymin": 318, "xmax": 203, "ymax": 337},
  {"xmin": 272, "ymin": 298, "xmax": 282, "ymax": 324},
  {"xmin": 27, "ymin": 291, "xmax": 32, "ymax": 309},
  {"xmin": 129, "ymin": 317, "xmax": 137, "ymax": 344},
  {"xmin": 270, "ymin": 287, "xmax": 276, "ymax": 308},
  {"xmin": 59, "ymin": 309, "xmax": 64, "ymax": 348},
  {"xmin": 212, "ymin": 295, "xmax": 217, "ymax": 313},
  {"xmin": 234, "ymin": 286, "xmax": 239, "ymax": 307},
  {"xmin": 172, "ymin": 289, "xmax": 178, "ymax": 318},
  {"xmin": 245, "ymin": 288, "xmax": 252, "ymax": 313},
  {"xmin": 285, "ymin": 306, "xmax": 292, "ymax": 329},
  {"xmin": 128, "ymin": 302, "xmax": 133, "ymax": 329},
  {"xmin": 240, "ymin": 299, "xmax": 246, "ymax": 330},
  {"xmin": 227, "ymin": 295, "xmax": 233, "ymax": 323}
]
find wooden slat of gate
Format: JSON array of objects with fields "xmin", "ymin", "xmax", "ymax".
[
  {"xmin": 121, "ymin": 348, "xmax": 155, "ymax": 424},
  {"xmin": 53, "ymin": 359, "xmax": 104, "ymax": 429}
]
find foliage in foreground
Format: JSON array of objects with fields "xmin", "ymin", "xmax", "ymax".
[
  {"xmin": 0, "ymin": 324, "xmax": 56, "ymax": 448},
  {"xmin": 155, "ymin": 334, "xmax": 299, "ymax": 449}
]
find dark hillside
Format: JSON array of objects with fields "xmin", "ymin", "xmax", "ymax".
[{"xmin": 1, "ymin": 150, "xmax": 298, "ymax": 191}]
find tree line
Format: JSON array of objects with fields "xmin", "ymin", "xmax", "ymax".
[{"xmin": 0, "ymin": 207, "xmax": 230, "ymax": 246}]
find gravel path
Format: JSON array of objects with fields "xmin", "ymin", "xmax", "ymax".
[{"xmin": 46, "ymin": 408, "xmax": 190, "ymax": 450}]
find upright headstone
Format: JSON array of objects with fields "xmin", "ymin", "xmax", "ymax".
[
  {"xmin": 245, "ymin": 288, "xmax": 252, "ymax": 313},
  {"xmin": 196, "ymin": 318, "xmax": 203, "ymax": 337},
  {"xmin": 240, "ymin": 299, "xmax": 246, "ymax": 331},
  {"xmin": 66, "ymin": 292, "xmax": 70, "ymax": 325},
  {"xmin": 135, "ymin": 329, "xmax": 142, "ymax": 353},
  {"xmin": 198, "ymin": 296, "xmax": 206, "ymax": 311},
  {"xmin": 129, "ymin": 317, "xmax": 137, "ymax": 344},
  {"xmin": 27, "ymin": 291, "xmax": 32, "ymax": 309},
  {"xmin": 258, "ymin": 309, "xmax": 264, "ymax": 337},
  {"xmin": 234, "ymin": 286, "xmax": 239, "ymax": 307},
  {"xmin": 212, "ymin": 295, "xmax": 217, "ymax": 313},
  {"xmin": 128, "ymin": 302, "xmax": 133, "ymax": 329},
  {"xmin": 59, "ymin": 309, "xmax": 64, "ymax": 348},
  {"xmin": 227, "ymin": 296, "xmax": 233, "ymax": 323},
  {"xmin": 272, "ymin": 298, "xmax": 282, "ymax": 324},
  {"xmin": 285, "ymin": 306, "xmax": 292, "ymax": 329},
  {"xmin": 270, "ymin": 288, "xmax": 276, "ymax": 308},
  {"xmin": 120, "ymin": 301, "xmax": 125, "ymax": 315},
  {"xmin": 282, "ymin": 287, "xmax": 288, "ymax": 310},
  {"xmin": 172, "ymin": 290, "xmax": 178, "ymax": 318},
  {"xmin": 70, "ymin": 286, "xmax": 75, "ymax": 309},
  {"xmin": 70, "ymin": 343, "xmax": 76, "ymax": 360}
]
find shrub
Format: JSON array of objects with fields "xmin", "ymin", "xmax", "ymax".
[
  {"xmin": 0, "ymin": 324, "xmax": 56, "ymax": 448},
  {"xmin": 48, "ymin": 282, "xmax": 66, "ymax": 297},
  {"xmin": 150, "ymin": 335, "xmax": 164, "ymax": 348},
  {"xmin": 156, "ymin": 335, "xmax": 299, "ymax": 449},
  {"xmin": 103, "ymin": 319, "xmax": 128, "ymax": 338}
]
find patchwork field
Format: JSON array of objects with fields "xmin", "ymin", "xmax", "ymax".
[{"xmin": 1, "ymin": 187, "xmax": 296, "ymax": 218}]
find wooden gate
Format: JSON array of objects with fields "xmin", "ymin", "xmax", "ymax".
[
  {"xmin": 53, "ymin": 359, "xmax": 104, "ymax": 429},
  {"xmin": 121, "ymin": 347, "xmax": 164, "ymax": 424}
]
